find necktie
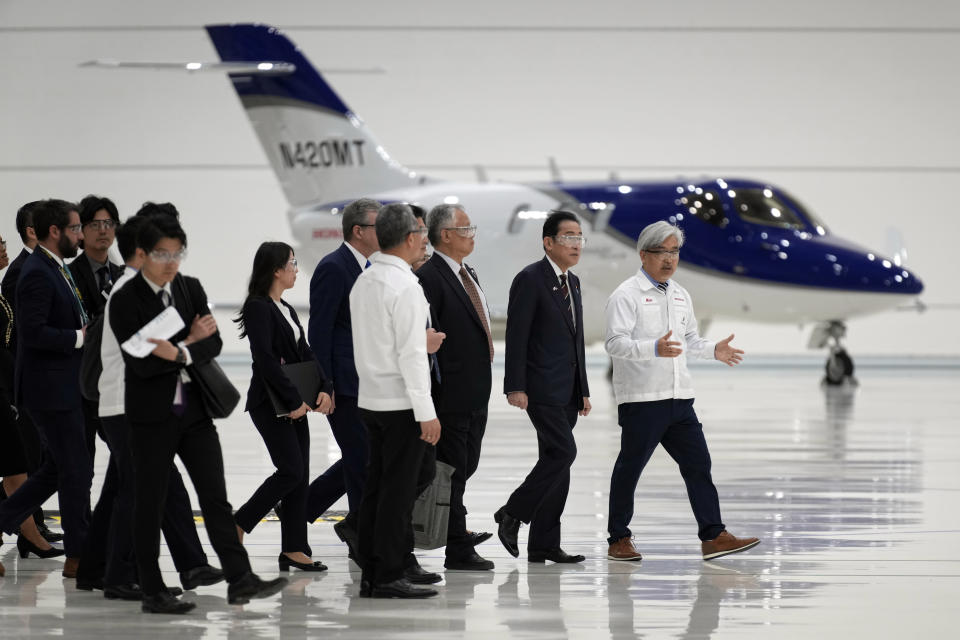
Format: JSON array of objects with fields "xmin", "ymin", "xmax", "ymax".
[
  {"xmin": 657, "ymin": 282, "xmax": 667, "ymax": 294},
  {"xmin": 426, "ymin": 317, "xmax": 441, "ymax": 384},
  {"xmin": 559, "ymin": 273, "xmax": 574, "ymax": 329},
  {"xmin": 97, "ymin": 265, "xmax": 113, "ymax": 297},
  {"xmin": 159, "ymin": 289, "xmax": 186, "ymax": 417},
  {"xmin": 365, "ymin": 259, "xmax": 371, "ymax": 269},
  {"xmin": 459, "ymin": 266, "xmax": 494, "ymax": 362}
]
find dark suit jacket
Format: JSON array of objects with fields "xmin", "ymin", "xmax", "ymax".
[
  {"xmin": 416, "ymin": 253, "xmax": 492, "ymax": 412},
  {"xmin": 503, "ymin": 257, "xmax": 589, "ymax": 407},
  {"xmin": 308, "ymin": 243, "xmax": 363, "ymax": 398},
  {"xmin": 14, "ymin": 249, "xmax": 85, "ymax": 410},
  {"xmin": 70, "ymin": 252, "xmax": 125, "ymax": 319},
  {"xmin": 242, "ymin": 296, "xmax": 332, "ymax": 413},
  {"xmin": 108, "ymin": 272, "xmax": 223, "ymax": 423},
  {"xmin": 1, "ymin": 248, "xmax": 30, "ymax": 351}
]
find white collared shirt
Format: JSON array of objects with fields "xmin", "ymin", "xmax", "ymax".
[
  {"xmin": 434, "ymin": 249, "xmax": 491, "ymax": 327},
  {"xmin": 343, "ymin": 241, "xmax": 369, "ymax": 271},
  {"xmin": 38, "ymin": 245, "xmax": 83, "ymax": 348},
  {"xmin": 99, "ymin": 265, "xmax": 138, "ymax": 417},
  {"xmin": 604, "ymin": 270, "xmax": 716, "ymax": 404},
  {"xmin": 350, "ymin": 252, "xmax": 436, "ymax": 421}
]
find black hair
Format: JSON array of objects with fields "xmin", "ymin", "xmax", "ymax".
[
  {"xmin": 136, "ymin": 214, "xmax": 187, "ymax": 253},
  {"xmin": 32, "ymin": 199, "xmax": 78, "ymax": 242},
  {"xmin": 408, "ymin": 203, "xmax": 426, "ymax": 220},
  {"xmin": 79, "ymin": 195, "xmax": 120, "ymax": 226},
  {"xmin": 116, "ymin": 216, "xmax": 147, "ymax": 262},
  {"xmin": 234, "ymin": 241, "xmax": 294, "ymax": 338},
  {"xmin": 135, "ymin": 201, "xmax": 181, "ymax": 220},
  {"xmin": 15, "ymin": 201, "xmax": 40, "ymax": 242},
  {"xmin": 542, "ymin": 210, "xmax": 580, "ymax": 239}
]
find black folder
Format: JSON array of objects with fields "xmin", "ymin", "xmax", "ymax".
[{"xmin": 266, "ymin": 361, "xmax": 324, "ymax": 417}]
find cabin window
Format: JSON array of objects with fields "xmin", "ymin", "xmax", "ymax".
[
  {"xmin": 679, "ymin": 190, "xmax": 728, "ymax": 228},
  {"xmin": 730, "ymin": 189, "xmax": 803, "ymax": 229}
]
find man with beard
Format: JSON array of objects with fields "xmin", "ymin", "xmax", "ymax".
[{"xmin": 0, "ymin": 199, "xmax": 92, "ymax": 578}]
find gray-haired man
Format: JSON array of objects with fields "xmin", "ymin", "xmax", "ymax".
[{"xmin": 604, "ymin": 221, "xmax": 759, "ymax": 562}]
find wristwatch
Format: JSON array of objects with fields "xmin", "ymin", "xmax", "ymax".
[{"xmin": 175, "ymin": 346, "xmax": 186, "ymax": 364}]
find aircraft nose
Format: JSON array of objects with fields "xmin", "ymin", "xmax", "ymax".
[{"xmin": 863, "ymin": 254, "xmax": 924, "ymax": 294}]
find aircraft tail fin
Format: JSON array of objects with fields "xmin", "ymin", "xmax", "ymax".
[{"xmin": 205, "ymin": 24, "xmax": 416, "ymax": 208}]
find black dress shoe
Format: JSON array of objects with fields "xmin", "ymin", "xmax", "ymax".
[
  {"xmin": 494, "ymin": 507, "xmax": 521, "ymax": 558},
  {"xmin": 141, "ymin": 590, "xmax": 196, "ymax": 614},
  {"xmin": 180, "ymin": 564, "xmax": 225, "ymax": 590},
  {"xmin": 528, "ymin": 548, "xmax": 585, "ymax": 564},
  {"xmin": 227, "ymin": 572, "xmax": 289, "ymax": 605},
  {"xmin": 104, "ymin": 583, "xmax": 143, "ymax": 601},
  {"xmin": 17, "ymin": 534, "xmax": 65, "ymax": 559},
  {"xmin": 278, "ymin": 553, "xmax": 328, "ymax": 572},
  {"xmin": 37, "ymin": 521, "xmax": 64, "ymax": 543},
  {"xmin": 444, "ymin": 551, "xmax": 495, "ymax": 571},
  {"xmin": 467, "ymin": 530, "xmax": 493, "ymax": 546},
  {"xmin": 333, "ymin": 519, "xmax": 359, "ymax": 561},
  {"xmin": 372, "ymin": 578, "xmax": 438, "ymax": 599},
  {"xmin": 76, "ymin": 578, "xmax": 104, "ymax": 591},
  {"xmin": 404, "ymin": 564, "xmax": 442, "ymax": 584}
]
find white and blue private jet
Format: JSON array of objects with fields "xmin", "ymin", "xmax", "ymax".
[{"xmin": 93, "ymin": 23, "xmax": 928, "ymax": 384}]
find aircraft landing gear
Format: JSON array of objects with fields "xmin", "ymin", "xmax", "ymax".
[{"xmin": 810, "ymin": 321, "xmax": 858, "ymax": 386}]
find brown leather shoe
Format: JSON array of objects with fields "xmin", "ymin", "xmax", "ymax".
[
  {"xmin": 62, "ymin": 557, "xmax": 80, "ymax": 578},
  {"xmin": 701, "ymin": 531, "xmax": 760, "ymax": 560},
  {"xmin": 0, "ymin": 559, "xmax": 5, "ymax": 577},
  {"xmin": 607, "ymin": 537, "xmax": 642, "ymax": 561}
]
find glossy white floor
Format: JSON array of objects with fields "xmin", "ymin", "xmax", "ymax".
[{"xmin": 2, "ymin": 359, "xmax": 959, "ymax": 639}]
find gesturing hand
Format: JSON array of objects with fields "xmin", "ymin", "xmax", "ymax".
[
  {"xmin": 714, "ymin": 334, "xmax": 744, "ymax": 366},
  {"xmin": 657, "ymin": 330, "xmax": 683, "ymax": 358}
]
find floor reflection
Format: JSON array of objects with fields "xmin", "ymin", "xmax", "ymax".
[{"xmin": 1, "ymin": 366, "xmax": 957, "ymax": 638}]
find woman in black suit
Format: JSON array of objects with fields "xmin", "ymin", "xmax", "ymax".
[
  {"xmin": 0, "ymin": 234, "xmax": 64, "ymax": 568},
  {"xmin": 234, "ymin": 242, "xmax": 333, "ymax": 572}
]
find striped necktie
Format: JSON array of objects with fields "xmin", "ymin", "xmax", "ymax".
[
  {"xmin": 559, "ymin": 273, "xmax": 574, "ymax": 329},
  {"xmin": 657, "ymin": 282, "xmax": 667, "ymax": 294}
]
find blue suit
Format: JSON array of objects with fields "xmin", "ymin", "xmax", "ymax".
[
  {"xmin": 502, "ymin": 257, "xmax": 589, "ymax": 553},
  {"xmin": 306, "ymin": 243, "xmax": 369, "ymax": 522},
  {"xmin": 0, "ymin": 249, "xmax": 92, "ymax": 557}
]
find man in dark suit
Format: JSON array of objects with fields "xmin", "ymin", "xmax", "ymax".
[
  {"xmin": 109, "ymin": 214, "xmax": 285, "ymax": 613},
  {"xmin": 0, "ymin": 199, "xmax": 92, "ymax": 577},
  {"xmin": 416, "ymin": 204, "xmax": 495, "ymax": 571},
  {"xmin": 0, "ymin": 200, "xmax": 54, "ymax": 542},
  {"xmin": 306, "ymin": 198, "xmax": 381, "ymax": 555},
  {"xmin": 495, "ymin": 210, "xmax": 591, "ymax": 563},
  {"xmin": 72, "ymin": 195, "xmax": 125, "ymax": 319}
]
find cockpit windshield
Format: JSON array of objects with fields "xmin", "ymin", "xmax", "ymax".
[{"xmin": 729, "ymin": 188, "xmax": 804, "ymax": 230}]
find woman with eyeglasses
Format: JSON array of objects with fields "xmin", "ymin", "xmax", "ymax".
[
  {"xmin": 233, "ymin": 242, "xmax": 333, "ymax": 572},
  {"xmin": 0, "ymin": 234, "xmax": 65, "ymax": 576}
]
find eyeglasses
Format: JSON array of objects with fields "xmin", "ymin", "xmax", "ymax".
[
  {"xmin": 443, "ymin": 225, "xmax": 477, "ymax": 238},
  {"xmin": 286, "ymin": 258, "xmax": 299, "ymax": 269},
  {"xmin": 409, "ymin": 227, "xmax": 429, "ymax": 237},
  {"xmin": 65, "ymin": 224, "xmax": 83, "ymax": 234},
  {"xmin": 85, "ymin": 219, "xmax": 116, "ymax": 231},
  {"xmin": 148, "ymin": 249, "xmax": 187, "ymax": 264},
  {"xmin": 355, "ymin": 223, "xmax": 376, "ymax": 229},
  {"xmin": 644, "ymin": 248, "xmax": 680, "ymax": 258},
  {"xmin": 554, "ymin": 234, "xmax": 586, "ymax": 247}
]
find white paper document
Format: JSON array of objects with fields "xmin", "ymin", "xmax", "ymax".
[{"xmin": 121, "ymin": 306, "xmax": 186, "ymax": 358}]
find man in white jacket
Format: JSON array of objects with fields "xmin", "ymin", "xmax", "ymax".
[{"xmin": 604, "ymin": 221, "xmax": 759, "ymax": 562}]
